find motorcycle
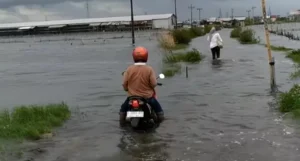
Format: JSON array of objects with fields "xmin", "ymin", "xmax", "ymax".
[{"xmin": 121, "ymin": 72, "xmax": 165, "ymax": 129}]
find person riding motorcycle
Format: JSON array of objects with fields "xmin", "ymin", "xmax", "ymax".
[{"xmin": 120, "ymin": 46, "xmax": 164, "ymax": 126}]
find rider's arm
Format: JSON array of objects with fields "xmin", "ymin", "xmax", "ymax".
[
  {"xmin": 149, "ymin": 68, "xmax": 157, "ymax": 88},
  {"xmin": 122, "ymin": 71, "xmax": 128, "ymax": 91}
]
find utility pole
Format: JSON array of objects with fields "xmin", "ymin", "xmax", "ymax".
[
  {"xmin": 197, "ymin": 8, "xmax": 202, "ymax": 22},
  {"xmin": 231, "ymin": 8, "xmax": 234, "ymax": 19},
  {"xmin": 174, "ymin": 0, "xmax": 178, "ymax": 29},
  {"xmin": 252, "ymin": 6, "xmax": 256, "ymax": 24},
  {"xmin": 188, "ymin": 4, "xmax": 195, "ymax": 27},
  {"xmin": 86, "ymin": 0, "xmax": 90, "ymax": 18},
  {"xmin": 130, "ymin": 0, "xmax": 135, "ymax": 45},
  {"xmin": 218, "ymin": 8, "xmax": 222, "ymax": 18},
  {"xmin": 247, "ymin": 10, "xmax": 251, "ymax": 18},
  {"xmin": 261, "ymin": 0, "xmax": 275, "ymax": 90},
  {"xmin": 252, "ymin": 6, "xmax": 256, "ymax": 18},
  {"xmin": 42, "ymin": 4, "xmax": 48, "ymax": 21}
]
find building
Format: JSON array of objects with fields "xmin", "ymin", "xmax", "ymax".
[
  {"xmin": 0, "ymin": 13, "xmax": 176, "ymax": 36},
  {"xmin": 289, "ymin": 10, "xmax": 300, "ymax": 21},
  {"xmin": 207, "ymin": 17, "xmax": 246, "ymax": 27}
]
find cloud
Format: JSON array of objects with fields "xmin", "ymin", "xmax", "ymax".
[
  {"xmin": 0, "ymin": 0, "xmax": 144, "ymax": 23},
  {"xmin": 0, "ymin": 0, "xmax": 297, "ymax": 23}
]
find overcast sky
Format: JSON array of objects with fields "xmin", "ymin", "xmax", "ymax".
[{"xmin": 0, "ymin": 0, "xmax": 296, "ymax": 23}]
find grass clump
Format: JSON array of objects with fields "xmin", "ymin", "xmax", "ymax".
[
  {"xmin": 278, "ymin": 84, "xmax": 300, "ymax": 117},
  {"xmin": 162, "ymin": 64, "xmax": 182, "ymax": 77},
  {"xmin": 163, "ymin": 48, "xmax": 203, "ymax": 64},
  {"xmin": 238, "ymin": 28, "xmax": 259, "ymax": 44},
  {"xmin": 158, "ymin": 32, "xmax": 189, "ymax": 50},
  {"xmin": 267, "ymin": 45, "xmax": 293, "ymax": 52},
  {"xmin": 230, "ymin": 27, "xmax": 259, "ymax": 44},
  {"xmin": 286, "ymin": 49, "xmax": 300, "ymax": 63},
  {"xmin": 161, "ymin": 49, "xmax": 203, "ymax": 77},
  {"xmin": 171, "ymin": 28, "xmax": 193, "ymax": 45},
  {"xmin": 189, "ymin": 27, "xmax": 206, "ymax": 38},
  {"xmin": 0, "ymin": 102, "xmax": 70, "ymax": 140},
  {"xmin": 230, "ymin": 27, "xmax": 242, "ymax": 38}
]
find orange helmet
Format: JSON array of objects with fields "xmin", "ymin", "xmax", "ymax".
[{"xmin": 132, "ymin": 46, "xmax": 148, "ymax": 63}]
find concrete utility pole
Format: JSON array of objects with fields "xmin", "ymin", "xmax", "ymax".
[
  {"xmin": 218, "ymin": 8, "xmax": 222, "ymax": 18},
  {"xmin": 197, "ymin": 8, "xmax": 202, "ymax": 22},
  {"xmin": 130, "ymin": 0, "xmax": 135, "ymax": 45},
  {"xmin": 252, "ymin": 6, "xmax": 256, "ymax": 18},
  {"xmin": 174, "ymin": 0, "xmax": 178, "ymax": 28},
  {"xmin": 86, "ymin": 0, "xmax": 90, "ymax": 18},
  {"xmin": 188, "ymin": 4, "xmax": 195, "ymax": 27},
  {"xmin": 260, "ymin": 0, "xmax": 276, "ymax": 91},
  {"xmin": 42, "ymin": 4, "xmax": 48, "ymax": 21},
  {"xmin": 247, "ymin": 10, "xmax": 251, "ymax": 18}
]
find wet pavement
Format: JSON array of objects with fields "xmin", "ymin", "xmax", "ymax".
[{"xmin": 1, "ymin": 29, "xmax": 300, "ymax": 161}]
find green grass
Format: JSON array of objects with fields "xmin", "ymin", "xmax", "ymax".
[
  {"xmin": 286, "ymin": 49, "xmax": 300, "ymax": 63},
  {"xmin": 238, "ymin": 29, "xmax": 259, "ymax": 44},
  {"xmin": 162, "ymin": 64, "xmax": 182, "ymax": 77},
  {"xmin": 163, "ymin": 48, "xmax": 203, "ymax": 64},
  {"xmin": 261, "ymin": 44, "xmax": 293, "ymax": 52},
  {"xmin": 230, "ymin": 27, "xmax": 259, "ymax": 44},
  {"xmin": 278, "ymin": 84, "xmax": 300, "ymax": 118},
  {"xmin": 0, "ymin": 102, "xmax": 70, "ymax": 140},
  {"xmin": 230, "ymin": 27, "xmax": 242, "ymax": 38},
  {"xmin": 161, "ymin": 48, "xmax": 203, "ymax": 78}
]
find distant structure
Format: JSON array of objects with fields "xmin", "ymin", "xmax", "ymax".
[
  {"xmin": 289, "ymin": 9, "xmax": 300, "ymax": 21},
  {"xmin": 0, "ymin": 13, "xmax": 176, "ymax": 37},
  {"xmin": 206, "ymin": 17, "xmax": 246, "ymax": 27}
]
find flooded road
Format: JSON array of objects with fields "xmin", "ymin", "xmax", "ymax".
[{"xmin": 1, "ymin": 29, "xmax": 300, "ymax": 161}]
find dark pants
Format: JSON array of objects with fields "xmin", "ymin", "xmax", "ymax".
[
  {"xmin": 120, "ymin": 97, "xmax": 164, "ymax": 114},
  {"xmin": 211, "ymin": 46, "xmax": 220, "ymax": 60}
]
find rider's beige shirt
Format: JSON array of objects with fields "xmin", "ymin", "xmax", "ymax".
[{"xmin": 122, "ymin": 63, "xmax": 157, "ymax": 98}]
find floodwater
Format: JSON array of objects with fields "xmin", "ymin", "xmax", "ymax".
[{"xmin": 1, "ymin": 29, "xmax": 300, "ymax": 161}]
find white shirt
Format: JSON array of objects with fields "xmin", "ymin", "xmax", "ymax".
[{"xmin": 207, "ymin": 32, "xmax": 223, "ymax": 49}]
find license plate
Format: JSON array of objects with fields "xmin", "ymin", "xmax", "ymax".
[{"xmin": 127, "ymin": 111, "xmax": 144, "ymax": 118}]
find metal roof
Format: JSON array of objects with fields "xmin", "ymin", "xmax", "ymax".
[
  {"xmin": 207, "ymin": 17, "xmax": 246, "ymax": 22},
  {"xmin": 0, "ymin": 13, "xmax": 174, "ymax": 29}
]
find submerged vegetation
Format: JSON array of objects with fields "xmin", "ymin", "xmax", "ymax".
[
  {"xmin": 230, "ymin": 27, "xmax": 242, "ymax": 38},
  {"xmin": 159, "ymin": 25, "xmax": 219, "ymax": 50},
  {"xmin": 265, "ymin": 45, "xmax": 300, "ymax": 117},
  {"xmin": 0, "ymin": 102, "xmax": 70, "ymax": 140},
  {"xmin": 161, "ymin": 48, "xmax": 203, "ymax": 77},
  {"xmin": 278, "ymin": 84, "xmax": 300, "ymax": 118},
  {"xmin": 230, "ymin": 27, "xmax": 259, "ymax": 44},
  {"xmin": 163, "ymin": 48, "xmax": 203, "ymax": 64},
  {"xmin": 158, "ymin": 26, "xmax": 210, "ymax": 77}
]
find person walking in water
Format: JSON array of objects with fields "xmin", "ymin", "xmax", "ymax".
[{"xmin": 207, "ymin": 27, "xmax": 223, "ymax": 60}]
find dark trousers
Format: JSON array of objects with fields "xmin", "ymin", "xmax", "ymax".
[
  {"xmin": 211, "ymin": 46, "xmax": 220, "ymax": 60},
  {"xmin": 120, "ymin": 97, "xmax": 164, "ymax": 114}
]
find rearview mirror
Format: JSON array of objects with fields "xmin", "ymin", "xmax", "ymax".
[{"xmin": 159, "ymin": 73, "xmax": 165, "ymax": 79}]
